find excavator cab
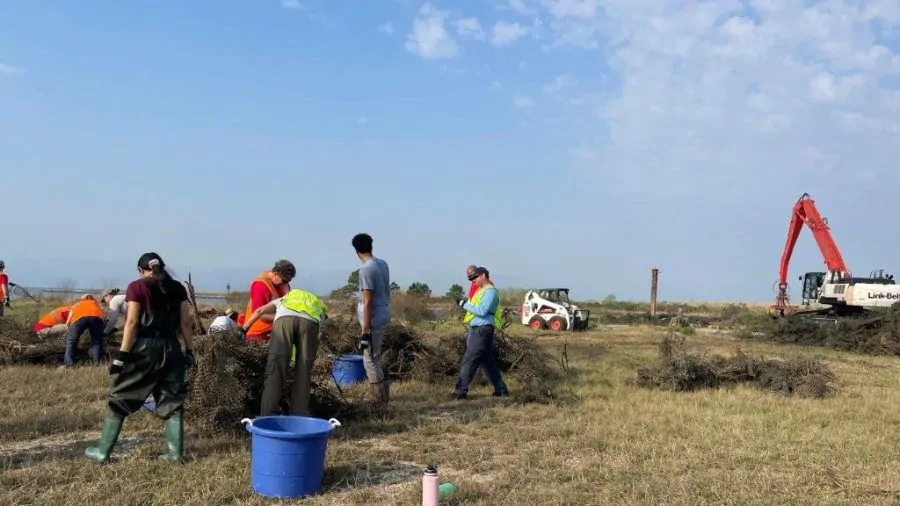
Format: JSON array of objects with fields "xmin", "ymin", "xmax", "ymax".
[{"xmin": 799, "ymin": 272, "xmax": 826, "ymax": 304}]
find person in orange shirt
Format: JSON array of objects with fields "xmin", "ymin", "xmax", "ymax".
[
  {"xmin": 242, "ymin": 260, "xmax": 295, "ymax": 343},
  {"xmin": 33, "ymin": 305, "xmax": 72, "ymax": 338},
  {"xmin": 63, "ymin": 294, "xmax": 107, "ymax": 366}
]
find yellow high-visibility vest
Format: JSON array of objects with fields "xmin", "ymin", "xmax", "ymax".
[
  {"xmin": 281, "ymin": 289, "xmax": 328, "ymax": 323},
  {"xmin": 464, "ymin": 285, "xmax": 502, "ymax": 327}
]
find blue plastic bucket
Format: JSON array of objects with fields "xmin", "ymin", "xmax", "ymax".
[
  {"xmin": 240, "ymin": 416, "xmax": 342, "ymax": 499},
  {"xmin": 332, "ymin": 354, "xmax": 366, "ymax": 387}
]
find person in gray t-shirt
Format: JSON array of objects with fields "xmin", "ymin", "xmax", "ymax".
[{"xmin": 352, "ymin": 232, "xmax": 391, "ymax": 403}]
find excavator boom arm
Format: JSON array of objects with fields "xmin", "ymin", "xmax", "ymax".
[{"xmin": 777, "ymin": 193, "xmax": 851, "ymax": 287}]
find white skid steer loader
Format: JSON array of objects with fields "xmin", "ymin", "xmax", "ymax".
[{"xmin": 521, "ymin": 288, "xmax": 590, "ymax": 331}]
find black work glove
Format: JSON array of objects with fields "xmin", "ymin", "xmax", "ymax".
[
  {"xmin": 109, "ymin": 350, "xmax": 134, "ymax": 375},
  {"xmin": 359, "ymin": 333, "xmax": 372, "ymax": 351},
  {"xmin": 4, "ymin": 299, "xmax": 10, "ymax": 308},
  {"xmin": 456, "ymin": 298, "xmax": 467, "ymax": 309},
  {"xmin": 184, "ymin": 349, "xmax": 196, "ymax": 369}
]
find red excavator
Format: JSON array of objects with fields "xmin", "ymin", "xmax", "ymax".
[{"xmin": 773, "ymin": 193, "xmax": 898, "ymax": 318}]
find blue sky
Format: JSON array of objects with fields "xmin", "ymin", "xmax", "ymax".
[{"xmin": 3, "ymin": 0, "xmax": 900, "ymax": 301}]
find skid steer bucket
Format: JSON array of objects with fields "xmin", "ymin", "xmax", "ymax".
[{"xmin": 573, "ymin": 310, "xmax": 591, "ymax": 331}]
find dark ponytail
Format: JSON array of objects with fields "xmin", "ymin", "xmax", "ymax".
[
  {"xmin": 137, "ymin": 252, "xmax": 172, "ymax": 281},
  {"xmin": 137, "ymin": 252, "xmax": 182, "ymax": 301}
]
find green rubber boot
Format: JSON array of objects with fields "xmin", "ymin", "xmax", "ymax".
[
  {"xmin": 84, "ymin": 416, "xmax": 123, "ymax": 463},
  {"xmin": 158, "ymin": 415, "xmax": 184, "ymax": 463}
]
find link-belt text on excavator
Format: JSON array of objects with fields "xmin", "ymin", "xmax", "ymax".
[{"xmin": 867, "ymin": 292, "xmax": 900, "ymax": 300}]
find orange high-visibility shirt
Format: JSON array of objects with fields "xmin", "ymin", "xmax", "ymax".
[
  {"xmin": 243, "ymin": 272, "xmax": 289, "ymax": 339},
  {"xmin": 34, "ymin": 306, "xmax": 72, "ymax": 332},
  {"xmin": 69, "ymin": 299, "xmax": 105, "ymax": 324}
]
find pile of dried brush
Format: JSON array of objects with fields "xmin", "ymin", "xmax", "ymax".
[
  {"xmin": 317, "ymin": 315, "xmax": 438, "ymax": 380},
  {"xmin": 186, "ymin": 327, "xmax": 368, "ymax": 433},
  {"xmin": 634, "ymin": 333, "xmax": 837, "ymax": 398},
  {"xmin": 743, "ymin": 302, "xmax": 900, "ymax": 356},
  {"xmin": 0, "ymin": 316, "xmax": 44, "ymax": 365},
  {"xmin": 0, "ymin": 309, "xmax": 120, "ymax": 365},
  {"xmin": 410, "ymin": 317, "xmax": 570, "ymax": 403},
  {"xmin": 187, "ymin": 313, "xmax": 570, "ymax": 432},
  {"xmin": 186, "ymin": 315, "xmax": 435, "ymax": 433}
]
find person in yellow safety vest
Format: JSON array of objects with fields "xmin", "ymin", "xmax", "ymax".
[
  {"xmin": 241, "ymin": 288, "xmax": 328, "ymax": 416},
  {"xmin": 451, "ymin": 266, "xmax": 509, "ymax": 400}
]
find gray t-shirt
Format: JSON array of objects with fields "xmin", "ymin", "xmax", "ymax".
[{"xmin": 357, "ymin": 257, "xmax": 391, "ymax": 328}]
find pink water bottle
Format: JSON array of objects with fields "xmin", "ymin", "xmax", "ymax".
[{"xmin": 422, "ymin": 464, "xmax": 439, "ymax": 506}]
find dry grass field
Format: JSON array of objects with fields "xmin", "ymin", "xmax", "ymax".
[{"xmin": 4, "ymin": 317, "xmax": 900, "ymax": 505}]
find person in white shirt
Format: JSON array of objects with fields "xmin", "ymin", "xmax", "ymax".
[
  {"xmin": 209, "ymin": 307, "xmax": 240, "ymax": 333},
  {"xmin": 102, "ymin": 288, "xmax": 128, "ymax": 336}
]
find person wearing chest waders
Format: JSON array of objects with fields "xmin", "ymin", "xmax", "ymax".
[{"xmin": 84, "ymin": 252, "xmax": 196, "ymax": 464}]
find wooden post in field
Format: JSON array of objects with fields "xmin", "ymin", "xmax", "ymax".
[
  {"xmin": 650, "ymin": 268, "xmax": 659, "ymax": 317},
  {"xmin": 187, "ymin": 272, "xmax": 207, "ymax": 335}
]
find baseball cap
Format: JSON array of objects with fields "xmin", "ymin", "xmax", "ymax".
[{"xmin": 470, "ymin": 266, "xmax": 489, "ymax": 279}]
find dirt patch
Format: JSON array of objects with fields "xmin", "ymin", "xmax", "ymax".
[
  {"xmin": 0, "ymin": 432, "xmax": 153, "ymax": 470},
  {"xmin": 324, "ymin": 461, "xmax": 424, "ymax": 492},
  {"xmin": 633, "ymin": 333, "xmax": 837, "ymax": 398},
  {"xmin": 742, "ymin": 302, "xmax": 900, "ymax": 356}
]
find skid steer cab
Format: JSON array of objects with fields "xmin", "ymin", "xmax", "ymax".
[{"xmin": 521, "ymin": 288, "xmax": 591, "ymax": 331}]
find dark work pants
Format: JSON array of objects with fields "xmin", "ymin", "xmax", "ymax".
[
  {"xmin": 261, "ymin": 316, "xmax": 320, "ymax": 416},
  {"xmin": 64, "ymin": 316, "xmax": 105, "ymax": 365},
  {"xmin": 454, "ymin": 324, "xmax": 509, "ymax": 396},
  {"xmin": 108, "ymin": 337, "xmax": 188, "ymax": 421}
]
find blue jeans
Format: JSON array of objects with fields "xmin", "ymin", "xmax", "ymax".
[
  {"xmin": 454, "ymin": 325, "xmax": 509, "ymax": 396},
  {"xmin": 64, "ymin": 316, "xmax": 105, "ymax": 366}
]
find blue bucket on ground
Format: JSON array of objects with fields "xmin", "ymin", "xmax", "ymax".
[
  {"xmin": 240, "ymin": 416, "xmax": 342, "ymax": 499},
  {"xmin": 331, "ymin": 354, "xmax": 366, "ymax": 387}
]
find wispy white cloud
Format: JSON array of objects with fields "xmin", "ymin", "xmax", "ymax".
[
  {"xmin": 405, "ymin": 2, "xmax": 459, "ymax": 59},
  {"xmin": 280, "ymin": 0, "xmax": 303, "ymax": 9},
  {"xmin": 491, "ymin": 20, "xmax": 529, "ymax": 46},
  {"xmin": 543, "ymin": 72, "xmax": 577, "ymax": 93},
  {"xmin": 454, "ymin": 17, "xmax": 485, "ymax": 40},
  {"xmin": 541, "ymin": 0, "xmax": 598, "ymax": 19},
  {"xmin": 378, "ymin": 22, "xmax": 394, "ymax": 34},
  {"xmin": 357, "ymin": 116, "xmax": 368, "ymax": 125},
  {"xmin": 513, "ymin": 94, "xmax": 534, "ymax": 108},
  {"xmin": 0, "ymin": 62, "xmax": 25, "ymax": 76},
  {"xmin": 526, "ymin": 0, "xmax": 900, "ymax": 197},
  {"xmin": 487, "ymin": 80, "xmax": 502, "ymax": 91},
  {"xmin": 507, "ymin": 0, "xmax": 539, "ymax": 16}
]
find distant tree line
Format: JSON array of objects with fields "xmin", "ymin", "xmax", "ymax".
[{"xmin": 328, "ymin": 270, "xmax": 469, "ymax": 300}]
